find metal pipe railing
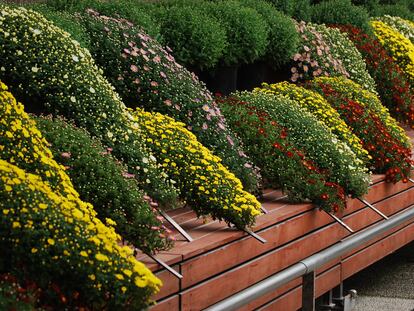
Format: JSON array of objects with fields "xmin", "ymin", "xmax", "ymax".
[{"xmin": 205, "ymin": 205, "xmax": 414, "ymax": 311}]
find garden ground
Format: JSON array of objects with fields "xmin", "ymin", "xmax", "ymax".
[{"xmin": 345, "ymin": 241, "xmax": 414, "ymax": 311}]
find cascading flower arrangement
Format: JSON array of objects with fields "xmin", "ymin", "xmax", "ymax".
[
  {"xmin": 255, "ymin": 82, "xmax": 370, "ymax": 164},
  {"xmin": 1, "ymin": 159, "xmax": 161, "ymax": 310},
  {"xmin": 218, "ymin": 95, "xmax": 346, "ymax": 212},
  {"xmin": 218, "ymin": 91, "xmax": 370, "ymax": 212},
  {"xmin": 79, "ymin": 9, "xmax": 260, "ymax": 193},
  {"xmin": 334, "ymin": 25, "xmax": 414, "ymax": 128},
  {"xmin": 35, "ymin": 116, "xmax": 173, "ymax": 254},
  {"xmin": 132, "ymin": 108, "xmax": 262, "ymax": 229},
  {"xmin": 0, "ymin": 82, "xmax": 161, "ymax": 309},
  {"xmin": 375, "ymin": 15, "xmax": 414, "ymax": 44},
  {"xmin": 0, "ymin": 5, "xmax": 177, "ymax": 206},
  {"xmin": 312, "ymin": 24, "xmax": 377, "ymax": 94},
  {"xmin": 306, "ymin": 77, "xmax": 413, "ymax": 182},
  {"xmin": 370, "ymin": 20, "xmax": 414, "ymax": 85},
  {"xmin": 290, "ymin": 21, "xmax": 349, "ymax": 83}
]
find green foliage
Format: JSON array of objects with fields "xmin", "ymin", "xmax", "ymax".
[
  {"xmin": 79, "ymin": 10, "xmax": 261, "ymax": 193},
  {"xmin": 156, "ymin": 4, "xmax": 227, "ymax": 70},
  {"xmin": 267, "ymin": 0, "xmax": 312, "ymax": 21},
  {"xmin": 311, "ymin": 0, "xmax": 371, "ymax": 32},
  {"xmin": 207, "ymin": 0, "xmax": 269, "ymax": 65},
  {"xmin": 370, "ymin": 4, "xmax": 414, "ymax": 20},
  {"xmin": 35, "ymin": 116, "xmax": 172, "ymax": 254},
  {"xmin": 0, "ymin": 274, "xmax": 42, "ymax": 311},
  {"xmin": 40, "ymin": 0, "xmax": 162, "ymax": 39},
  {"xmin": 238, "ymin": 0, "xmax": 299, "ymax": 68},
  {"xmin": 25, "ymin": 4, "xmax": 91, "ymax": 49},
  {"xmin": 0, "ymin": 6, "xmax": 178, "ymax": 205}
]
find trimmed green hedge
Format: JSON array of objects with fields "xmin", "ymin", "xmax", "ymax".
[
  {"xmin": 238, "ymin": 0, "xmax": 299, "ymax": 68},
  {"xmin": 311, "ymin": 0, "xmax": 371, "ymax": 32}
]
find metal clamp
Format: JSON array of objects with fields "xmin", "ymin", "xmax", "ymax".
[
  {"xmin": 146, "ymin": 252, "xmax": 183, "ymax": 279},
  {"xmin": 325, "ymin": 211, "xmax": 354, "ymax": 233},
  {"xmin": 244, "ymin": 229, "xmax": 267, "ymax": 244},
  {"xmin": 358, "ymin": 198, "xmax": 388, "ymax": 220},
  {"xmin": 157, "ymin": 208, "xmax": 194, "ymax": 242}
]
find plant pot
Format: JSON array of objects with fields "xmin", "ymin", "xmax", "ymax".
[
  {"xmin": 198, "ymin": 65, "xmax": 238, "ymax": 96},
  {"xmin": 237, "ymin": 60, "xmax": 269, "ymax": 91}
]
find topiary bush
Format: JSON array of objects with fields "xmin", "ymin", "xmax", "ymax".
[
  {"xmin": 238, "ymin": 0, "xmax": 299, "ymax": 68},
  {"xmin": 306, "ymin": 77, "xmax": 412, "ymax": 182},
  {"xmin": 256, "ymin": 82, "xmax": 370, "ymax": 163},
  {"xmin": 206, "ymin": 0, "xmax": 269, "ymax": 66},
  {"xmin": 219, "ymin": 91, "xmax": 370, "ymax": 200},
  {"xmin": 154, "ymin": 4, "xmax": 227, "ymax": 70},
  {"xmin": 334, "ymin": 24, "xmax": 414, "ymax": 128},
  {"xmin": 311, "ymin": 0, "xmax": 371, "ymax": 32},
  {"xmin": 370, "ymin": 20, "xmax": 414, "ymax": 84},
  {"xmin": 313, "ymin": 24, "xmax": 377, "ymax": 93},
  {"xmin": 218, "ymin": 95, "xmax": 350, "ymax": 213},
  {"xmin": 80, "ymin": 10, "xmax": 261, "ymax": 193},
  {"xmin": 0, "ymin": 159, "xmax": 161, "ymax": 310},
  {"xmin": 132, "ymin": 108, "xmax": 262, "ymax": 229},
  {"xmin": 0, "ymin": 5, "xmax": 178, "ymax": 206},
  {"xmin": 267, "ymin": 0, "xmax": 312, "ymax": 21},
  {"xmin": 35, "ymin": 116, "xmax": 172, "ymax": 254},
  {"xmin": 290, "ymin": 21, "xmax": 348, "ymax": 82},
  {"xmin": 370, "ymin": 3, "xmax": 414, "ymax": 20}
]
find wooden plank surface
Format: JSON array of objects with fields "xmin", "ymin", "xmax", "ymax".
[{"xmin": 148, "ymin": 130, "xmax": 414, "ymax": 310}]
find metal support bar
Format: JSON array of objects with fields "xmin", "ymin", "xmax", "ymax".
[
  {"xmin": 244, "ymin": 229, "xmax": 267, "ymax": 244},
  {"xmin": 409, "ymin": 178, "xmax": 414, "ymax": 184},
  {"xmin": 205, "ymin": 205, "xmax": 414, "ymax": 311},
  {"xmin": 260, "ymin": 204, "xmax": 269, "ymax": 214},
  {"xmin": 157, "ymin": 209, "xmax": 194, "ymax": 242},
  {"xmin": 274, "ymin": 194, "xmax": 288, "ymax": 201},
  {"xmin": 358, "ymin": 198, "xmax": 389, "ymax": 220},
  {"xmin": 147, "ymin": 253, "xmax": 183, "ymax": 279},
  {"xmin": 302, "ymin": 271, "xmax": 316, "ymax": 311},
  {"xmin": 326, "ymin": 211, "xmax": 354, "ymax": 233}
]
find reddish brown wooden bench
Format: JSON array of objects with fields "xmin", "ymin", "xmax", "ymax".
[{"xmin": 140, "ymin": 129, "xmax": 414, "ymax": 311}]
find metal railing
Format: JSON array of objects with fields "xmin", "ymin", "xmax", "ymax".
[{"xmin": 205, "ymin": 204, "xmax": 414, "ymax": 311}]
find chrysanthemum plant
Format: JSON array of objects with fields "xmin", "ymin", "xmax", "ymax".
[
  {"xmin": 218, "ymin": 91, "xmax": 370, "ymax": 212},
  {"xmin": 306, "ymin": 77, "xmax": 413, "ymax": 183}
]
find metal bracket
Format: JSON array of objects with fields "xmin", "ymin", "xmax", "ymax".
[
  {"xmin": 358, "ymin": 198, "xmax": 388, "ymax": 220},
  {"xmin": 302, "ymin": 271, "xmax": 316, "ymax": 311},
  {"xmin": 260, "ymin": 205, "xmax": 269, "ymax": 214},
  {"xmin": 325, "ymin": 211, "xmax": 354, "ymax": 233},
  {"xmin": 157, "ymin": 208, "xmax": 194, "ymax": 242},
  {"xmin": 146, "ymin": 252, "xmax": 183, "ymax": 279},
  {"xmin": 244, "ymin": 229, "xmax": 267, "ymax": 244}
]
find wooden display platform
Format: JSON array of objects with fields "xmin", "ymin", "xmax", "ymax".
[{"xmin": 141, "ymin": 130, "xmax": 414, "ymax": 311}]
